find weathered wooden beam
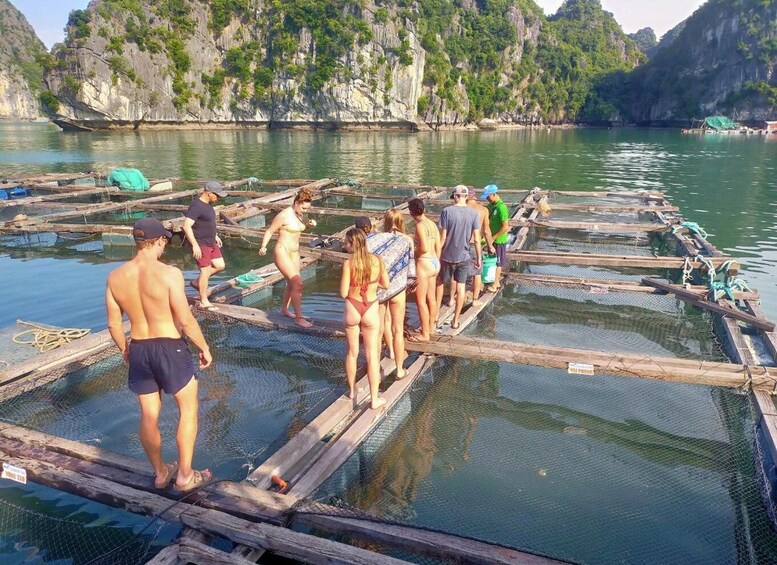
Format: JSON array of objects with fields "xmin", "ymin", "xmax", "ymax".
[
  {"xmin": 0, "ymin": 221, "xmax": 127, "ymax": 234},
  {"xmin": 505, "ymin": 272, "xmax": 759, "ymax": 299},
  {"xmin": 401, "ymin": 334, "xmax": 777, "ymax": 390},
  {"xmin": 642, "ymin": 278, "xmax": 775, "ymax": 331},
  {"xmin": 17, "ymin": 189, "xmax": 201, "ymax": 224},
  {"xmin": 178, "ymin": 511, "xmax": 411, "ymax": 565},
  {"xmin": 0, "ymin": 187, "xmax": 119, "ymax": 208},
  {"xmin": 9, "ymin": 172, "xmax": 98, "ymax": 184},
  {"xmin": 144, "ymin": 544, "xmax": 179, "ymax": 565},
  {"xmin": 287, "ymin": 353, "xmax": 435, "ymax": 498},
  {"xmin": 507, "ymin": 251, "xmax": 733, "ymax": 269},
  {"xmin": 524, "ymin": 203, "xmax": 679, "ymax": 213},
  {"xmin": 200, "ymin": 303, "xmax": 343, "ymax": 336},
  {"xmin": 547, "ymin": 190, "xmax": 665, "ymax": 199},
  {"xmin": 0, "ymin": 451, "xmax": 408, "ymax": 565},
  {"xmin": 512, "ymin": 218, "xmax": 669, "ymax": 232},
  {"xmin": 0, "ymin": 433, "xmax": 293, "ymax": 521},
  {"xmin": 178, "ymin": 537, "xmax": 256, "ymax": 565},
  {"xmin": 746, "ymin": 300, "xmax": 777, "ymax": 361},
  {"xmin": 230, "ymin": 544, "xmax": 265, "ymax": 562},
  {"xmin": 292, "ymin": 514, "xmax": 568, "ymax": 565}
]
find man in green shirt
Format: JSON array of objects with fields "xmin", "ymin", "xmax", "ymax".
[{"xmin": 482, "ymin": 184, "xmax": 510, "ymax": 292}]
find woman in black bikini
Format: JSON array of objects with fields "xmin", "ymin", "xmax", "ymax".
[{"xmin": 340, "ymin": 228, "xmax": 389, "ymax": 409}]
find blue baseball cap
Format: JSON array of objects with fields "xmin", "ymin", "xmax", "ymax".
[{"xmin": 481, "ymin": 184, "xmax": 499, "ymax": 199}]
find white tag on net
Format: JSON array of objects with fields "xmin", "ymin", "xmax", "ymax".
[
  {"xmin": 1, "ymin": 462, "xmax": 27, "ymax": 484},
  {"xmin": 567, "ymin": 362, "xmax": 595, "ymax": 376}
]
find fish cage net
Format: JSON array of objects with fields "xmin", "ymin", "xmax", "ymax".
[
  {"xmin": 0, "ymin": 231, "xmax": 105, "ymax": 253},
  {"xmin": 529, "ymin": 227, "xmax": 670, "ymax": 257},
  {"xmin": 0, "ymin": 482, "xmax": 177, "ymax": 564},
  {"xmin": 479, "ymin": 282, "xmax": 727, "ymax": 360},
  {"xmin": 300, "ymin": 357, "xmax": 777, "ymax": 565},
  {"xmin": 0, "ymin": 319, "xmax": 352, "ymax": 482},
  {"xmin": 534, "ymin": 207, "xmax": 664, "ymax": 226}
]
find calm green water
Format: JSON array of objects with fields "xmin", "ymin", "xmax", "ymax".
[
  {"xmin": 2, "ymin": 121, "xmax": 776, "ymax": 321},
  {"xmin": 2, "ymin": 121, "xmax": 777, "ymax": 563}
]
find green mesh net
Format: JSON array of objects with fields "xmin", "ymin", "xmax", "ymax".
[
  {"xmin": 0, "ymin": 482, "xmax": 177, "ymax": 564},
  {"xmin": 304, "ymin": 358, "xmax": 777, "ymax": 564}
]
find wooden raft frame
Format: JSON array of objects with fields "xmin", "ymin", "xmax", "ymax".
[{"xmin": 4, "ymin": 179, "xmax": 777, "ymax": 564}]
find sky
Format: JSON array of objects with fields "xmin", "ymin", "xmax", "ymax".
[{"xmin": 11, "ymin": 0, "xmax": 707, "ymax": 50}]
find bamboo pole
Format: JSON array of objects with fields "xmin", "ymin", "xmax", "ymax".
[
  {"xmin": 642, "ymin": 278, "xmax": 775, "ymax": 331},
  {"xmin": 505, "ymin": 272, "xmax": 758, "ymax": 299},
  {"xmin": 507, "ymin": 251, "xmax": 734, "ymax": 269}
]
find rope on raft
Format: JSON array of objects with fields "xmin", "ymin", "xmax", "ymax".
[{"xmin": 13, "ymin": 320, "xmax": 91, "ymax": 353}]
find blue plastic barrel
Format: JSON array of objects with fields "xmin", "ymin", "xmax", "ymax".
[
  {"xmin": 9, "ymin": 187, "xmax": 30, "ymax": 199},
  {"xmin": 481, "ymin": 254, "xmax": 498, "ymax": 284}
]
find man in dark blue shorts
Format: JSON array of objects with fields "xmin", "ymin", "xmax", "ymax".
[
  {"xmin": 106, "ymin": 218, "xmax": 213, "ymax": 492},
  {"xmin": 436, "ymin": 185, "xmax": 481, "ymax": 330}
]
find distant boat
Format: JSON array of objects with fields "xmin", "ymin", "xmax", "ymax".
[{"xmin": 53, "ymin": 117, "xmax": 95, "ymax": 132}]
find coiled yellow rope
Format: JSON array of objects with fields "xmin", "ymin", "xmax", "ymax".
[{"xmin": 12, "ymin": 320, "xmax": 90, "ymax": 353}]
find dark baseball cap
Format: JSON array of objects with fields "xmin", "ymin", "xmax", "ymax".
[
  {"xmin": 133, "ymin": 217, "xmax": 172, "ymax": 241},
  {"xmin": 204, "ymin": 180, "xmax": 228, "ymax": 197},
  {"xmin": 355, "ymin": 216, "xmax": 372, "ymax": 231}
]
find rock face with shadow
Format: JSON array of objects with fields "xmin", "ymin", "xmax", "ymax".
[
  {"xmin": 0, "ymin": 0, "xmax": 47, "ymax": 119},
  {"xmin": 626, "ymin": 0, "xmax": 777, "ymax": 125}
]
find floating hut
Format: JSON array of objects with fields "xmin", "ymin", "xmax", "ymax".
[{"xmin": 2, "ymin": 173, "xmax": 777, "ymax": 563}]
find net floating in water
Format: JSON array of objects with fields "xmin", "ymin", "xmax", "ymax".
[{"xmin": 236, "ymin": 272, "xmax": 264, "ymax": 287}]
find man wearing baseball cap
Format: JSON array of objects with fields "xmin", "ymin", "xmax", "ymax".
[
  {"xmin": 106, "ymin": 217, "xmax": 213, "ymax": 493},
  {"xmin": 481, "ymin": 184, "xmax": 510, "ymax": 292},
  {"xmin": 437, "ymin": 184, "xmax": 481, "ymax": 330},
  {"xmin": 183, "ymin": 181, "xmax": 228, "ymax": 310}
]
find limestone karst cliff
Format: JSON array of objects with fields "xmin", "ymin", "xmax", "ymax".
[
  {"xmin": 0, "ymin": 0, "xmax": 48, "ymax": 119},
  {"xmin": 42, "ymin": 0, "xmax": 643, "ymax": 129},
  {"xmin": 625, "ymin": 0, "xmax": 777, "ymax": 124}
]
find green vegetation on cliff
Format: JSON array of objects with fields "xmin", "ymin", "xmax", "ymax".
[
  {"xmin": 46, "ymin": 0, "xmax": 775, "ymax": 125},
  {"xmin": 0, "ymin": 1, "xmax": 48, "ymax": 94},
  {"xmin": 619, "ymin": 0, "xmax": 777, "ymax": 123},
  {"xmin": 628, "ymin": 28, "xmax": 657, "ymax": 54}
]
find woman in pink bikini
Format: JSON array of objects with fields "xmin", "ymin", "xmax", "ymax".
[{"xmin": 340, "ymin": 228, "xmax": 389, "ymax": 409}]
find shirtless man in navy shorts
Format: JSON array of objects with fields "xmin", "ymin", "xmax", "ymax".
[{"xmin": 106, "ymin": 218, "xmax": 213, "ymax": 492}]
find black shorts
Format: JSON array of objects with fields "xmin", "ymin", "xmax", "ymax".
[
  {"xmin": 128, "ymin": 337, "xmax": 196, "ymax": 395},
  {"xmin": 438, "ymin": 259, "xmax": 472, "ymax": 284},
  {"xmin": 494, "ymin": 243, "xmax": 508, "ymax": 267}
]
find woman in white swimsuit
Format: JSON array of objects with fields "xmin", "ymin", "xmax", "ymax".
[{"xmin": 259, "ymin": 187, "xmax": 316, "ymax": 328}]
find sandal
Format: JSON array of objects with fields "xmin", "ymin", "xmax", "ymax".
[
  {"xmin": 173, "ymin": 469, "xmax": 214, "ymax": 493},
  {"xmin": 199, "ymin": 304, "xmax": 219, "ymax": 312},
  {"xmin": 154, "ymin": 461, "xmax": 178, "ymax": 489},
  {"xmin": 451, "ymin": 321, "xmax": 460, "ymax": 330}
]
